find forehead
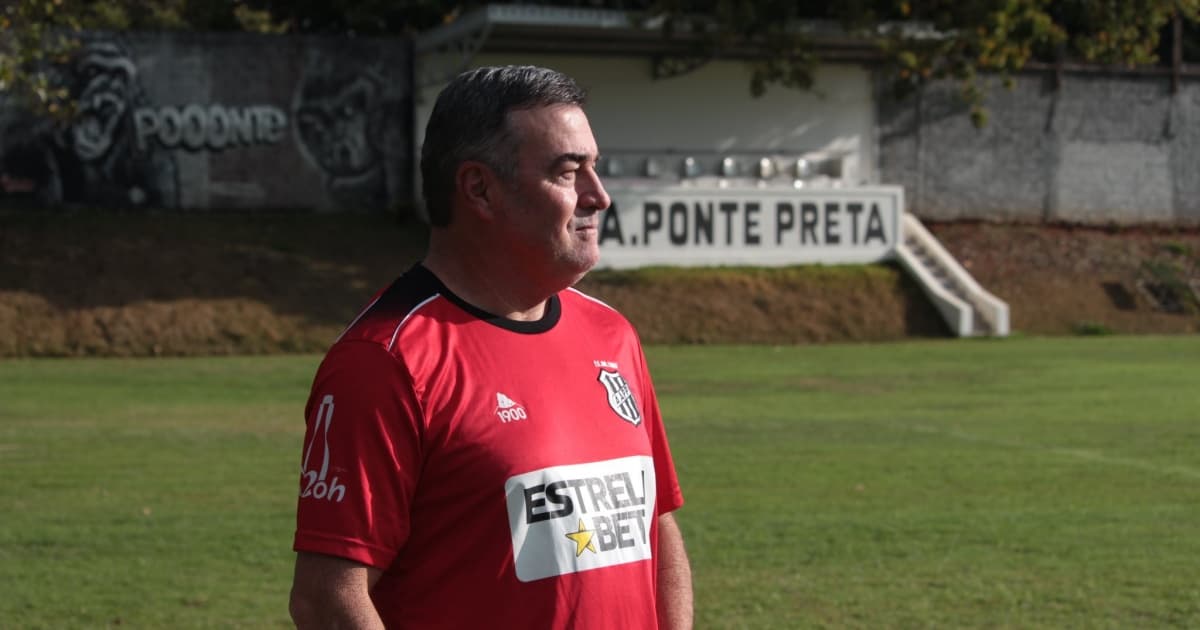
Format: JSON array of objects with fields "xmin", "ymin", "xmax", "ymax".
[{"xmin": 507, "ymin": 104, "xmax": 598, "ymax": 159}]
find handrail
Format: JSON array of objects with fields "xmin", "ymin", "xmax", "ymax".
[{"xmin": 897, "ymin": 214, "xmax": 1010, "ymax": 337}]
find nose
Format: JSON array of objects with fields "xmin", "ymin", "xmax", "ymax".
[{"xmin": 577, "ymin": 166, "xmax": 611, "ymax": 213}]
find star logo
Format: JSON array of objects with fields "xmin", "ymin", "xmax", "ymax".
[{"xmin": 564, "ymin": 518, "xmax": 597, "ymax": 557}]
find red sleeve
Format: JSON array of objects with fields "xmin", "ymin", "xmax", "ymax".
[
  {"xmin": 293, "ymin": 341, "xmax": 424, "ymax": 569},
  {"xmin": 635, "ymin": 343, "xmax": 684, "ymax": 516}
]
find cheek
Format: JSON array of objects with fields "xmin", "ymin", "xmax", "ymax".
[
  {"xmin": 557, "ymin": 189, "xmax": 580, "ymax": 219},
  {"xmin": 538, "ymin": 189, "xmax": 576, "ymax": 226}
]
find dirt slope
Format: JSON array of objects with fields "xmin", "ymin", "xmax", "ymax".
[
  {"xmin": 926, "ymin": 221, "xmax": 1200, "ymax": 336},
  {"xmin": 0, "ymin": 211, "xmax": 1196, "ymax": 357}
]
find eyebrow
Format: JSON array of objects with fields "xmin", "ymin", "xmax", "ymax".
[{"xmin": 551, "ymin": 152, "xmax": 592, "ymax": 168}]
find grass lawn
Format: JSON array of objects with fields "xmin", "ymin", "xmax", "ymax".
[{"xmin": 1, "ymin": 336, "xmax": 1198, "ymax": 628}]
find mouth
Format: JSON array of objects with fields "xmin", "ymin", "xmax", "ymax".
[{"xmin": 72, "ymin": 90, "xmax": 125, "ymax": 161}]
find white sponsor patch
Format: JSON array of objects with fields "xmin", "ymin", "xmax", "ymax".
[{"xmin": 504, "ymin": 456, "xmax": 657, "ymax": 582}]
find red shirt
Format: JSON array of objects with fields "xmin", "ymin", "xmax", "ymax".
[{"xmin": 294, "ymin": 265, "xmax": 684, "ymax": 628}]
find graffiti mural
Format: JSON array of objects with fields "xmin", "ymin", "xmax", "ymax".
[
  {"xmin": 0, "ymin": 32, "xmax": 411, "ymax": 211},
  {"xmin": 292, "ymin": 52, "xmax": 394, "ymax": 210},
  {"xmin": 135, "ymin": 104, "xmax": 288, "ymax": 152},
  {"xmin": 0, "ymin": 38, "xmax": 179, "ymax": 208}
]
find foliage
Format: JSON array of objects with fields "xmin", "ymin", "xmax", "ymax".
[
  {"xmin": 641, "ymin": 0, "xmax": 827, "ymax": 96},
  {"xmin": 0, "ymin": 0, "xmax": 283, "ymax": 115},
  {"xmin": 643, "ymin": 0, "xmax": 1200, "ymax": 125},
  {"xmin": 1162, "ymin": 241, "xmax": 1192, "ymax": 258},
  {"xmin": 1141, "ymin": 258, "xmax": 1199, "ymax": 314},
  {"xmin": 236, "ymin": 0, "xmax": 461, "ymax": 34},
  {"xmin": 1072, "ymin": 320, "xmax": 1114, "ymax": 336},
  {"xmin": 0, "ymin": 0, "xmax": 79, "ymax": 116},
  {"xmin": 871, "ymin": 0, "xmax": 1071, "ymax": 126},
  {"xmin": 4, "ymin": 0, "xmax": 1200, "ymax": 123}
]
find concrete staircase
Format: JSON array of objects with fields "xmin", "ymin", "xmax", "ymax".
[{"xmin": 895, "ymin": 214, "xmax": 1010, "ymax": 337}]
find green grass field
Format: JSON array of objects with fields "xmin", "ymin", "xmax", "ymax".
[{"xmin": 2, "ymin": 336, "xmax": 1199, "ymax": 628}]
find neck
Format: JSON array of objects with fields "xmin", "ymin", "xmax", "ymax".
[{"xmin": 423, "ymin": 232, "xmax": 559, "ymax": 322}]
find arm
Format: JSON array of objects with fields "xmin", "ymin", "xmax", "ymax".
[
  {"xmin": 289, "ymin": 552, "xmax": 384, "ymax": 630},
  {"xmin": 656, "ymin": 512, "xmax": 694, "ymax": 630}
]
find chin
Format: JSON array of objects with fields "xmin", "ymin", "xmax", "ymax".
[
  {"xmin": 566, "ymin": 266, "xmax": 595, "ymax": 288},
  {"xmin": 577, "ymin": 249, "xmax": 601, "ymax": 273},
  {"xmin": 558, "ymin": 254, "xmax": 599, "ymax": 286}
]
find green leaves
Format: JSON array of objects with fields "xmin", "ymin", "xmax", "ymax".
[
  {"xmin": 643, "ymin": 0, "xmax": 1195, "ymax": 124},
  {"xmin": 0, "ymin": 0, "xmax": 291, "ymax": 116},
  {"xmin": 0, "ymin": 0, "xmax": 78, "ymax": 117},
  {"xmin": 3, "ymin": 0, "xmax": 1195, "ymax": 126}
]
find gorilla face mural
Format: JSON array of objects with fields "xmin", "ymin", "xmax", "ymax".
[
  {"xmin": 0, "ymin": 37, "xmax": 179, "ymax": 208},
  {"xmin": 295, "ymin": 75, "xmax": 382, "ymax": 178},
  {"xmin": 59, "ymin": 39, "xmax": 179, "ymax": 208},
  {"xmin": 293, "ymin": 54, "xmax": 392, "ymax": 210},
  {"xmin": 70, "ymin": 42, "xmax": 139, "ymax": 163}
]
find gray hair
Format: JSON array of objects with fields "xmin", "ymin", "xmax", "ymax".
[{"xmin": 420, "ymin": 65, "xmax": 587, "ymax": 226}]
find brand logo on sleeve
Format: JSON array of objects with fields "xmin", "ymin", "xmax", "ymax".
[
  {"xmin": 597, "ymin": 369, "xmax": 642, "ymax": 426},
  {"xmin": 504, "ymin": 456, "xmax": 656, "ymax": 582},
  {"xmin": 299, "ymin": 394, "xmax": 346, "ymax": 502}
]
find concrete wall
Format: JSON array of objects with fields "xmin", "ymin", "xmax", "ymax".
[
  {"xmin": 879, "ymin": 72, "xmax": 1200, "ymax": 225},
  {"xmin": 12, "ymin": 30, "xmax": 1196, "ymax": 226},
  {"xmin": 0, "ymin": 31, "xmax": 411, "ymax": 211}
]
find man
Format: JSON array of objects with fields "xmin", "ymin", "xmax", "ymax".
[{"xmin": 289, "ymin": 65, "xmax": 693, "ymax": 629}]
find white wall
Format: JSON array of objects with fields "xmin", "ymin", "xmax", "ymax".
[{"xmin": 415, "ymin": 53, "xmax": 876, "ymax": 194}]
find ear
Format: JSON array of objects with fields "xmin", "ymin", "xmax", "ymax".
[{"xmin": 455, "ymin": 160, "xmax": 499, "ymax": 221}]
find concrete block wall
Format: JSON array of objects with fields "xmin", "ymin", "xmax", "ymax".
[{"xmin": 878, "ymin": 72, "xmax": 1200, "ymax": 225}]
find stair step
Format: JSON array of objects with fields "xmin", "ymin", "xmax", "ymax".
[{"xmin": 902, "ymin": 214, "xmax": 1009, "ymax": 338}]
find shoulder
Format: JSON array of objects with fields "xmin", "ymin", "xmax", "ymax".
[
  {"xmin": 562, "ymin": 286, "xmax": 632, "ymax": 325},
  {"xmin": 335, "ymin": 266, "xmax": 444, "ymax": 351},
  {"xmin": 560, "ymin": 286, "xmax": 644, "ymax": 344}
]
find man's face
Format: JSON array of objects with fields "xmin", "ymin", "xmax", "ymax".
[{"xmin": 492, "ymin": 104, "xmax": 611, "ymax": 285}]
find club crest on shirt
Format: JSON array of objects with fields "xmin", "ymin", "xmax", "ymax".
[{"xmin": 597, "ymin": 369, "xmax": 641, "ymax": 426}]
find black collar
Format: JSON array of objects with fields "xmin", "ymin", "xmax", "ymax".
[{"xmin": 409, "ymin": 264, "xmax": 561, "ymax": 334}]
